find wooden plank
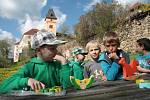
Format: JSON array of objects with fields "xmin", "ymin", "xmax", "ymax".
[
  {"xmin": 0, "ymin": 74, "xmax": 150, "ymax": 100},
  {"xmin": 50, "ymin": 89, "xmax": 150, "ymax": 100}
]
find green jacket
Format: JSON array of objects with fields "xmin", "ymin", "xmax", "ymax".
[
  {"xmin": 69, "ymin": 59, "xmax": 84, "ymax": 80},
  {"xmin": 0, "ymin": 57, "xmax": 71, "ymax": 94}
]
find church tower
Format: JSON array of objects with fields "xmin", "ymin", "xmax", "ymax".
[{"xmin": 45, "ymin": 9, "xmax": 57, "ymax": 35}]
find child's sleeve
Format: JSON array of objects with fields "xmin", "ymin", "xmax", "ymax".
[
  {"xmin": 59, "ymin": 63, "xmax": 72, "ymax": 89},
  {"xmin": 0, "ymin": 63, "xmax": 32, "ymax": 94},
  {"xmin": 100, "ymin": 60, "xmax": 120, "ymax": 81},
  {"xmin": 83, "ymin": 63, "xmax": 90, "ymax": 78}
]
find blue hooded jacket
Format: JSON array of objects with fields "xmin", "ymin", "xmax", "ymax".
[{"xmin": 99, "ymin": 49, "xmax": 130, "ymax": 81}]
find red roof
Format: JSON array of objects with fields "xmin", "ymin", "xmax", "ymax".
[
  {"xmin": 15, "ymin": 29, "xmax": 39, "ymax": 45},
  {"xmin": 24, "ymin": 29, "xmax": 39, "ymax": 35}
]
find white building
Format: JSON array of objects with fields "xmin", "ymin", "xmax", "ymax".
[{"xmin": 13, "ymin": 9, "xmax": 57, "ymax": 62}]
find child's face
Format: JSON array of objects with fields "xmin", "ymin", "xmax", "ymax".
[
  {"xmin": 88, "ymin": 46, "xmax": 100, "ymax": 59},
  {"xmin": 136, "ymin": 43, "xmax": 144, "ymax": 54},
  {"xmin": 75, "ymin": 54, "xmax": 85, "ymax": 62},
  {"xmin": 38, "ymin": 45, "xmax": 57, "ymax": 61},
  {"xmin": 105, "ymin": 42, "xmax": 118, "ymax": 53}
]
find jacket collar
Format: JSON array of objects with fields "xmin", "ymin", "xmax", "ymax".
[{"xmin": 30, "ymin": 57, "xmax": 53, "ymax": 64}]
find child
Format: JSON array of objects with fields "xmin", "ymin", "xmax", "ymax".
[
  {"xmin": 99, "ymin": 31, "xmax": 130, "ymax": 81},
  {"xmin": 0, "ymin": 30, "xmax": 71, "ymax": 94},
  {"xmin": 69, "ymin": 48, "xmax": 88, "ymax": 80},
  {"xmin": 136, "ymin": 38, "xmax": 150, "ymax": 73},
  {"xmin": 84, "ymin": 40, "xmax": 107, "ymax": 82}
]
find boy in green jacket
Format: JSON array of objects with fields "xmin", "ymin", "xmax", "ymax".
[
  {"xmin": 69, "ymin": 48, "xmax": 87, "ymax": 80},
  {"xmin": 0, "ymin": 30, "xmax": 71, "ymax": 94}
]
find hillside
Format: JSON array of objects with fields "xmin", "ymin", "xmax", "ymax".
[{"xmin": 116, "ymin": 10, "xmax": 150, "ymax": 53}]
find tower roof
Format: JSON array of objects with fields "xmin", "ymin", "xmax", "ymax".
[{"xmin": 45, "ymin": 9, "xmax": 57, "ymax": 19}]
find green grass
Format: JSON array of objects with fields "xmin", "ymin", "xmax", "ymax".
[{"xmin": 0, "ymin": 65, "xmax": 22, "ymax": 83}]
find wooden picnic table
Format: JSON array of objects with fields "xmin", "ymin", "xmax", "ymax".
[{"xmin": 0, "ymin": 74, "xmax": 150, "ymax": 100}]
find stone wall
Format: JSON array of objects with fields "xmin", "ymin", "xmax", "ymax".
[{"xmin": 116, "ymin": 12, "xmax": 150, "ymax": 53}]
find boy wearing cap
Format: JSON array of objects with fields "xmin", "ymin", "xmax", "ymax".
[
  {"xmin": 0, "ymin": 30, "xmax": 71, "ymax": 94},
  {"xmin": 69, "ymin": 48, "xmax": 87, "ymax": 80}
]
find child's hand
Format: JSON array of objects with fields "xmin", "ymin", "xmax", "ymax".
[
  {"xmin": 101, "ymin": 76, "xmax": 107, "ymax": 81},
  {"xmin": 108, "ymin": 53, "xmax": 119, "ymax": 59},
  {"xmin": 99, "ymin": 70, "xmax": 107, "ymax": 81},
  {"xmin": 28, "ymin": 78, "xmax": 45, "ymax": 91},
  {"xmin": 54, "ymin": 54, "xmax": 67, "ymax": 64}
]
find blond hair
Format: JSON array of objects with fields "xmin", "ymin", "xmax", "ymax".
[{"xmin": 86, "ymin": 40, "xmax": 100, "ymax": 52}]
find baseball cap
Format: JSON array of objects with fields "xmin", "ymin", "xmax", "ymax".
[
  {"xmin": 72, "ymin": 48, "xmax": 88, "ymax": 56},
  {"xmin": 31, "ymin": 29, "xmax": 67, "ymax": 49}
]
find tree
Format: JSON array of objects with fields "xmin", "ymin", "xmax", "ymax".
[
  {"xmin": 0, "ymin": 39, "xmax": 11, "ymax": 68},
  {"xmin": 74, "ymin": 3, "xmax": 124, "ymax": 46}
]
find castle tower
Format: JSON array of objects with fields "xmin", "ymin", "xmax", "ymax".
[{"xmin": 45, "ymin": 9, "xmax": 57, "ymax": 35}]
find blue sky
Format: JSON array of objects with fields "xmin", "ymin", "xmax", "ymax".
[{"xmin": 0, "ymin": 0, "xmax": 149, "ymax": 42}]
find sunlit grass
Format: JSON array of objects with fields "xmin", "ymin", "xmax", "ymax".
[{"xmin": 0, "ymin": 64, "xmax": 22, "ymax": 82}]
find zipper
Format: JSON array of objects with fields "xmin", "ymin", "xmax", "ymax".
[{"xmin": 46, "ymin": 63, "xmax": 51, "ymax": 88}]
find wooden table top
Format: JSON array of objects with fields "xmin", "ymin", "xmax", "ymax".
[{"xmin": 0, "ymin": 74, "xmax": 150, "ymax": 100}]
